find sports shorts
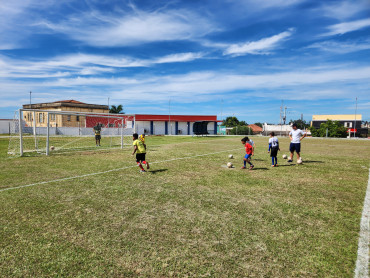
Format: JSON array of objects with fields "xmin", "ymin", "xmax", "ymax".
[
  {"xmin": 244, "ymin": 154, "xmax": 251, "ymax": 160},
  {"xmin": 95, "ymin": 135, "xmax": 101, "ymax": 140},
  {"xmin": 136, "ymin": 153, "xmax": 146, "ymax": 163},
  {"xmin": 289, "ymin": 143, "xmax": 301, "ymax": 153},
  {"xmin": 270, "ymin": 147, "xmax": 279, "ymax": 157}
]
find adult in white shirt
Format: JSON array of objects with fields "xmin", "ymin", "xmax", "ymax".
[{"xmin": 288, "ymin": 124, "xmax": 306, "ymax": 162}]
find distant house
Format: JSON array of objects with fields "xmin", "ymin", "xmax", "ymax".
[
  {"xmin": 248, "ymin": 124, "xmax": 263, "ymax": 135},
  {"xmin": 22, "ymin": 100, "xmax": 109, "ymax": 128},
  {"xmin": 311, "ymin": 114, "xmax": 368, "ymax": 137},
  {"xmin": 262, "ymin": 123, "xmax": 292, "ymax": 136}
]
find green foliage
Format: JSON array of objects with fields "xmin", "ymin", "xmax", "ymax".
[
  {"xmin": 309, "ymin": 120, "xmax": 348, "ymax": 138},
  {"xmin": 239, "ymin": 120, "xmax": 248, "ymax": 126},
  {"xmin": 290, "ymin": 119, "xmax": 310, "ymax": 129},
  {"xmin": 222, "ymin": 116, "xmax": 239, "ymax": 127},
  {"xmin": 229, "ymin": 125, "xmax": 253, "ymax": 135},
  {"xmin": 254, "ymin": 122, "xmax": 263, "ymax": 128},
  {"xmin": 109, "ymin": 104, "xmax": 124, "ymax": 114}
]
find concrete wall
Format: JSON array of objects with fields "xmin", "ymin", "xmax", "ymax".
[
  {"xmin": 153, "ymin": 121, "xmax": 166, "ymax": 135},
  {"xmin": 0, "ymin": 120, "xmax": 12, "ymax": 134}
]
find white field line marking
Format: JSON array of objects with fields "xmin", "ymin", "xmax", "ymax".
[
  {"xmin": 0, "ymin": 148, "xmax": 240, "ymax": 193},
  {"xmin": 354, "ymin": 168, "xmax": 370, "ymax": 278}
]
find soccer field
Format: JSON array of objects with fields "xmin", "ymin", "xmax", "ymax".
[{"xmin": 0, "ymin": 136, "xmax": 369, "ymax": 277}]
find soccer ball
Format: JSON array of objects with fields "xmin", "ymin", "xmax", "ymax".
[
  {"xmin": 297, "ymin": 158, "xmax": 303, "ymax": 164},
  {"xmin": 228, "ymin": 154, "xmax": 233, "ymax": 159},
  {"xmin": 282, "ymin": 154, "xmax": 287, "ymax": 159},
  {"xmin": 50, "ymin": 146, "xmax": 55, "ymax": 151},
  {"xmin": 227, "ymin": 162, "xmax": 233, "ymax": 168}
]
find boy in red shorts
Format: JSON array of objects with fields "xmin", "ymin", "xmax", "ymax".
[{"xmin": 241, "ymin": 137, "xmax": 254, "ymax": 170}]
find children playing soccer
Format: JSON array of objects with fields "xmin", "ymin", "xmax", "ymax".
[
  {"xmin": 288, "ymin": 123, "xmax": 306, "ymax": 163},
  {"xmin": 132, "ymin": 133, "xmax": 149, "ymax": 173},
  {"xmin": 268, "ymin": 132, "xmax": 280, "ymax": 167},
  {"xmin": 241, "ymin": 137, "xmax": 254, "ymax": 170}
]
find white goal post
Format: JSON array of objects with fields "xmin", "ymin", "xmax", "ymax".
[{"xmin": 9, "ymin": 109, "xmax": 136, "ymax": 156}]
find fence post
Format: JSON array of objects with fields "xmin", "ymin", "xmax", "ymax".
[
  {"xmin": 46, "ymin": 112, "xmax": 50, "ymax": 156},
  {"xmin": 19, "ymin": 109, "xmax": 23, "ymax": 156},
  {"xmin": 121, "ymin": 118, "xmax": 124, "ymax": 149}
]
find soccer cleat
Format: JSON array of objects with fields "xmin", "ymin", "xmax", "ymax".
[
  {"xmin": 275, "ymin": 164, "xmax": 278, "ymax": 167},
  {"xmin": 146, "ymin": 162, "xmax": 150, "ymax": 170},
  {"xmin": 271, "ymin": 165, "xmax": 275, "ymax": 167},
  {"xmin": 249, "ymin": 165, "xmax": 254, "ymax": 170},
  {"xmin": 287, "ymin": 159, "xmax": 292, "ymax": 162},
  {"xmin": 241, "ymin": 166, "xmax": 246, "ymax": 169},
  {"xmin": 140, "ymin": 169, "xmax": 146, "ymax": 173}
]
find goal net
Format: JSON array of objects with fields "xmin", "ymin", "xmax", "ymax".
[{"xmin": 8, "ymin": 109, "xmax": 135, "ymax": 156}]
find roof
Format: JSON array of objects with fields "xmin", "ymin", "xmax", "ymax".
[
  {"xmin": 135, "ymin": 114, "xmax": 219, "ymax": 122},
  {"xmin": 248, "ymin": 124, "xmax": 263, "ymax": 132},
  {"xmin": 23, "ymin": 100, "xmax": 108, "ymax": 110},
  {"xmin": 312, "ymin": 114, "xmax": 362, "ymax": 121},
  {"xmin": 53, "ymin": 100, "xmax": 86, "ymax": 104}
]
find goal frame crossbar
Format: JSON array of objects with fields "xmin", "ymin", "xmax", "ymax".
[{"xmin": 18, "ymin": 109, "xmax": 136, "ymax": 156}]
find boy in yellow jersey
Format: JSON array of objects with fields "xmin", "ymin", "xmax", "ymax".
[
  {"xmin": 139, "ymin": 134, "xmax": 146, "ymax": 149},
  {"xmin": 132, "ymin": 133, "xmax": 149, "ymax": 173}
]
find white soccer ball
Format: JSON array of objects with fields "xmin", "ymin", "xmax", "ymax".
[
  {"xmin": 227, "ymin": 162, "xmax": 233, "ymax": 168},
  {"xmin": 282, "ymin": 154, "xmax": 287, "ymax": 159},
  {"xmin": 228, "ymin": 154, "xmax": 233, "ymax": 159},
  {"xmin": 50, "ymin": 146, "xmax": 55, "ymax": 151},
  {"xmin": 297, "ymin": 158, "xmax": 303, "ymax": 164}
]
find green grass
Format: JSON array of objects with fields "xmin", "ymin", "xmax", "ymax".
[{"xmin": 0, "ymin": 136, "xmax": 369, "ymax": 277}]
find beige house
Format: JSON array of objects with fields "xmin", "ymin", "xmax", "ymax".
[{"xmin": 22, "ymin": 100, "xmax": 108, "ymax": 128}]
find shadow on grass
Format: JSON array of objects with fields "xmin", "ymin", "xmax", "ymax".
[
  {"xmin": 301, "ymin": 160, "xmax": 324, "ymax": 164},
  {"xmin": 149, "ymin": 169, "xmax": 168, "ymax": 174},
  {"xmin": 252, "ymin": 167, "xmax": 269, "ymax": 170}
]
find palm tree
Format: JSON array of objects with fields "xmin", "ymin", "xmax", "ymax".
[{"xmin": 109, "ymin": 104, "xmax": 124, "ymax": 114}]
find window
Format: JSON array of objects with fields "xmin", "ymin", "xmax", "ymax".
[
  {"xmin": 39, "ymin": 113, "xmax": 43, "ymax": 123},
  {"xmin": 50, "ymin": 114, "xmax": 56, "ymax": 121},
  {"xmin": 76, "ymin": 116, "xmax": 80, "ymax": 122},
  {"xmin": 67, "ymin": 115, "xmax": 71, "ymax": 121},
  {"xmin": 344, "ymin": 122, "xmax": 352, "ymax": 128}
]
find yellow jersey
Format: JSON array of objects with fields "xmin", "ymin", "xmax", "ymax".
[{"xmin": 133, "ymin": 139, "xmax": 146, "ymax": 154}]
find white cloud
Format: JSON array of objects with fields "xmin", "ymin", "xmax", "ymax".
[
  {"xmin": 223, "ymin": 29, "xmax": 294, "ymax": 56},
  {"xmin": 40, "ymin": 9, "xmax": 218, "ymax": 47},
  {"xmin": 307, "ymin": 39, "xmax": 370, "ymax": 53},
  {"xmin": 321, "ymin": 18, "xmax": 370, "ymax": 36},
  {"xmin": 154, "ymin": 53, "xmax": 204, "ymax": 64},
  {"xmin": 320, "ymin": 0, "xmax": 367, "ymax": 20},
  {"xmin": 0, "ymin": 52, "xmax": 204, "ymax": 78}
]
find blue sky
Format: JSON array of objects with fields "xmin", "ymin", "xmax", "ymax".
[{"xmin": 0, "ymin": 0, "xmax": 369, "ymax": 123}]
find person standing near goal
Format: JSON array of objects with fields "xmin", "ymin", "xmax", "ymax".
[
  {"xmin": 93, "ymin": 123, "xmax": 102, "ymax": 147},
  {"xmin": 132, "ymin": 133, "xmax": 149, "ymax": 173},
  {"xmin": 288, "ymin": 123, "xmax": 306, "ymax": 163}
]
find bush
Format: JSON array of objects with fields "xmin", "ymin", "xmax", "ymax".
[
  {"xmin": 229, "ymin": 125, "xmax": 253, "ymax": 135},
  {"xmin": 309, "ymin": 120, "xmax": 347, "ymax": 138}
]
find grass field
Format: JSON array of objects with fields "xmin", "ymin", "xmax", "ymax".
[{"xmin": 0, "ymin": 136, "xmax": 369, "ymax": 277}]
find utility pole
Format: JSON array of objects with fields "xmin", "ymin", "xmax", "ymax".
[
  {"xmin": 169, "ymin": 98, "xmax": 171, "ymax": 135},
  {"xmin": 354, "ymin": 97, "xmax": 358, "ymax": 138},
  {"xmin": 30, "ymin": 91, "xmax": 32, "ymax": 107}
]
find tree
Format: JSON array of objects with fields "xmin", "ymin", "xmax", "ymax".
[
  {"xmin": 239, "ymin": 120, "xmax": 248, "ymax": 126},
  {"xmin": 254, "ymin": 122, "xmax": 263, "ymax": 128},
  {"xmin": 229, "ymin": 125, "xmax": 253, "ymax": 135},
  {"xmin": 290, "ymin": 119, "xmax": 309, "ymax": 129},
  {"xmin": 109, "ymin": 105, "xmax": 124, "ymax": 114},
  {"xmin": 222, "ymin": 116, "xmax": 239, "ymax": 127},
  {"xmin": 309, "ymin": 120, "xmax": 347, "ymax": 138}
]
